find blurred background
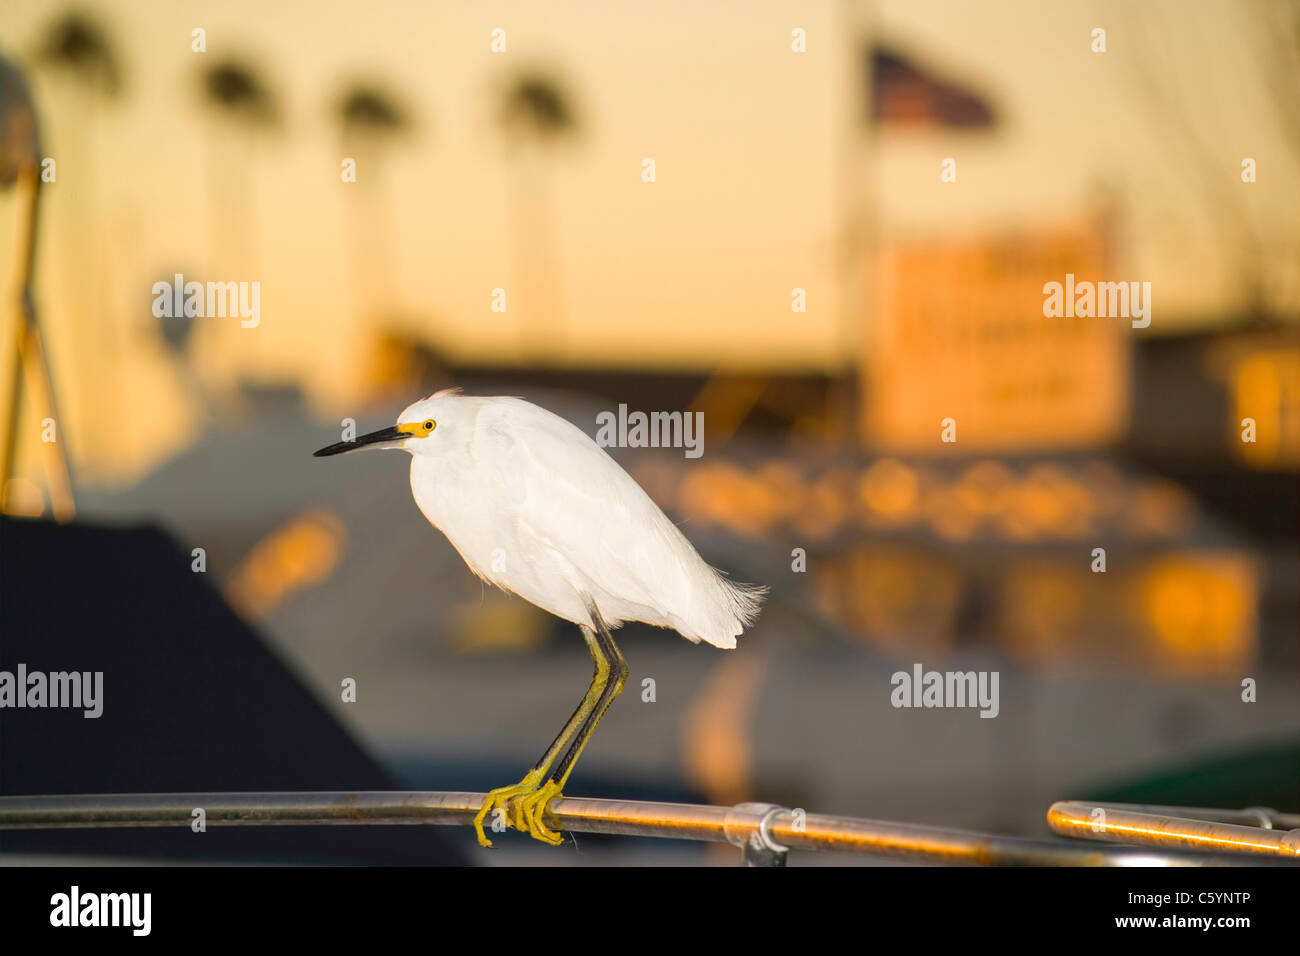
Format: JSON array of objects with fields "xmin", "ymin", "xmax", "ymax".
[{"xmin": 1, "ymin": 0, "xmax": 1297, "ymax": 865}]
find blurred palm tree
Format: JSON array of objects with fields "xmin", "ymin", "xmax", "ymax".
[
  {"xmin": 196, "ymin": 58, "xmax": 280, "ymax": 385},
  {"xmin": 498, "ymin": 77, "xmax": 577, "ymax": 149},
  {"xmin": 31, "ymin": 9, "xmax": 124, "ymax": 467},
  {"xmin": 495, "ymin": 71, "xmax": 580, "ymax": 359},
  {"xmin": 33, "ymin": 10, "xmax": 122, "ymax": 96},
  {"xmin": 338, "ymin": 85, "xmax": 409, "ymax": 140},
  {"xmin": 332, "ymin": 81, "xmax": 415, "ymax": 347},
  {"xmin": 201, "ymin": 60, "xmax": 279, "ymax": 125}
]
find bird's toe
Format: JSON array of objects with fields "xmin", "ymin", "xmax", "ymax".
[
  {"xmin": 516, "ymin": 780, "xmax": 565, "ymax": 845},
  {"xmin": 473, "ymin": 774, "xmax": 545, "ymax": 847}
]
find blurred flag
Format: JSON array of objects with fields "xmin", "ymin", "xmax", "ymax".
[{"xmin": 869, "ymin": 46, "xmax": 996, "ymax": 129}]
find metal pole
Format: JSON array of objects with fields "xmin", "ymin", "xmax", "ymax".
[
  {"xmin": 1048, "ymin": 800, "xmax": 1300, "ymax": 859},
  {"xmin": 0, "ymin": 792, "xmax": 1280, "ymax": 866},
  {"xmin": 0, "ymin": 56, "xmax": 76, "ymax": 521},
  {"xmin": 1072, "ymin": 802, "xmax": 1300, "ymax": 831}
]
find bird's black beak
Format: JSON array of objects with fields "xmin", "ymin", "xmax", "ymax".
[{"xmin": 313, "ymin": 425, "xmax": 408, "ymax": 457}]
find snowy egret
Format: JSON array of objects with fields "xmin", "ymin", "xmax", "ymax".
[{"xmin": 314, "ymin": 389, "xmax": 764, "ymax": 846}]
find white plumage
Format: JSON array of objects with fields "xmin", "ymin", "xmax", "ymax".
[
  {"xmin": 314, "ymin": 387, "xmax": 765, "ymax": 846},
  {"xmin": 399, "ymin": 390, "xmax": 764, "ymax": 648}
]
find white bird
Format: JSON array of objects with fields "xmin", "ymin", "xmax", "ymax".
[{"xmin": 314, "ymin": 388, "xmax": 764, "ymax": 846}]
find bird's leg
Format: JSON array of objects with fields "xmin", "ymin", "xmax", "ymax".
[
  {"xmin": 503, "ymin": 626, "xmax": 611, "ymax": 831},
  {"xmin": 516, "ymin": 603, "xmax": 629, "ymax": 844},
  {"xmin": 472, "ymin": 625, "xmax": 610, "ymax": 848}
]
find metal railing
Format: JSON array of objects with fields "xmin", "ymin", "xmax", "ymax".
[
  {"xmin": 3, "ymin": 791, "xmax": 1293, "ymax": 866},
  {"xmin": 1048, "ymin": 801, "xmax": 1300, "ymax": 859}
]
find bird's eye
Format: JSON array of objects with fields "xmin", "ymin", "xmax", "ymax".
[{"xmin": 424, "ymin": 420, "xmax": 435, "ymax": 431}]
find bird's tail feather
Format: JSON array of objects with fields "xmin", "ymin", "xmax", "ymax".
[
  {"xmin": 694, "ymin": 571, "xmax": 766, "ymax": 649},
  {"xmin": 721, "ymin": 576, "xmax": 766, "ymax": 630}
]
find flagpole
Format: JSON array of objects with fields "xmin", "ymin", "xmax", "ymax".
[{"xmin": 835, "ymin": 0, "xmax": 874, "ymax": 447}]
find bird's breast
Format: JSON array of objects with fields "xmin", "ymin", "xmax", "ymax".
[
  {"xmin": 406, "ymin": 454, "xmax": 590, "ymax": 626},
  {"xmin": 409, "ymin": 457, "xmax": 512, "ymax": 577}
]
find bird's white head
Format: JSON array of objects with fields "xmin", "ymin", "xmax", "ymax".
[{"xmin": 312, "ymin": 388, "xmax": 464, "ymax": 459}]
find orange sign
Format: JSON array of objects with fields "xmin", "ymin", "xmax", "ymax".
[{"xmin": 862, "ymin": 220, "xmax": 1129, "ymax": 451}]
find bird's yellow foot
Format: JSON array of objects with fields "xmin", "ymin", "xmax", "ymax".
[
  {"xmin": 514, "ymin": 779, "xmax": 565, "ymax": 846},
  {"xmin": 472, "ymin": 771, "xmax": 543, "ymax": 848}
]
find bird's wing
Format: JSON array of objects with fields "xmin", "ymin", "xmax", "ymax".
[{"xmin": 473, "ymin": 400, "xmax": 705, "ymax": 631}]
